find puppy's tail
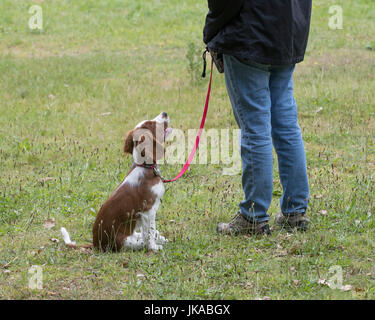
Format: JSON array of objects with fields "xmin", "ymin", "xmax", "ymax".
[
  {"xmin": 61, "ymin": 227, "xmax": 92, "ymax": 250},
  {"xmin": 61, "ymin": 227, "xmax": 77, "ymax": 248}
]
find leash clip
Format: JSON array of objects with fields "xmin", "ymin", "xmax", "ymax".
[{"xmin": 153, "ymin": 167, "xmax": 162, "ymax": 178}]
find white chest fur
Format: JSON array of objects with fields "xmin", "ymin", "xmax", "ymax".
[
  {"xmin": 123, "ymin": 175, "xmax": 167, "ymax": 251},
  {"xmin": 151, "ymin": 180, "xmax": 165, "ymax": 199},
  {"xmin": 122, "ymin": 166, "xmax": 145, "ymax": 187}
]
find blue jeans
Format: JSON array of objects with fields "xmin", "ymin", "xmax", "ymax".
[{"xmin": 223, "ymin": 54, "xmax": 309, "ymax": 223}]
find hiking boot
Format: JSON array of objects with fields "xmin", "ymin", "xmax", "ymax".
[
  {"xmin": 216, "ymin": 212, "xmax": 271, "ymax": 235},
  {"xmin": 275, "ymin": 212, "xmax": 309, "ymax": 231}
]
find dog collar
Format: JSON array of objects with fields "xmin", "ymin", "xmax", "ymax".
[{"xmin": 133, "ymin": 163, "xmax": 162, "ymax": 178}]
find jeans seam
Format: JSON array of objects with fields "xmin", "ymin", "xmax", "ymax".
[{"xmin": 225, "ymin": 55, "xmax": 256, "ymax": 213}]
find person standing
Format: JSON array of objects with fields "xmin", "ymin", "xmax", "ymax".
[{"xmin": 203, "ymin": 0, "xmax": 312, "ymax": 235}]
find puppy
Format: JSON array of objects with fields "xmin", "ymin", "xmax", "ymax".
[{"xmin": 61, "ymin": 112, "xmax": 172, "ymax": 252}]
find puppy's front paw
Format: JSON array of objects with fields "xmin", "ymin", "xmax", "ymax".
[
  {"xmin": 156, "ymin": 235, "xmax": 168, "ymax": 245},
  {"xmin": 148, "ymin": 243, "xmax": 163, "ymax": 252},
  {"xmin": 154, "ymin": 230, "xmax": 168, "ymax": 245}
]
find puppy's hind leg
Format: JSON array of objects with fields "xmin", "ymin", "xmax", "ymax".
[{"xmin": 123, "ymin": 219, "xmax": 145, "ymax": 250}]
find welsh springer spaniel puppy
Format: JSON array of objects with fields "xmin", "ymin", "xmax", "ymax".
[{"xmin": 61, "ymin": 112, "xmax": 172, "ymax": 252}]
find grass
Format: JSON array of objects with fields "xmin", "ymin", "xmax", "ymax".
[{"xmin": 0, "ymin": 0, "xmax": 374, "ymax": 299}]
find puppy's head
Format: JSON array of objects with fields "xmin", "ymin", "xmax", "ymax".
[{"xmin": 124, "ymin": 112, "xmax": 172, "ymax": 165}]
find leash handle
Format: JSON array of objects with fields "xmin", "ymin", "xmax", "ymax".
[
  {"xmin": 163, "ymin": 59, "xmax": 214, "ymax": 183},
  {"xmin": 201, "ymin": 48, "xmax": 209, "ymax": 78}
]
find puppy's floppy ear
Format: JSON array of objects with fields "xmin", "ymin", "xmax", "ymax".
[{"xmin": 123, "ymin": 130, "xmax": 134, "ymax": 155}]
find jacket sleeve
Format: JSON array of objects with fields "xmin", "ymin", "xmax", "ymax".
[{"xmin": 203, "ymin": 0, "xmax": 244, "ymax": 44}]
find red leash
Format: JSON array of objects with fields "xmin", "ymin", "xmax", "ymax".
[{"xmin": 162, "ymin": 59, "xmax": 214, "ymax": 183}]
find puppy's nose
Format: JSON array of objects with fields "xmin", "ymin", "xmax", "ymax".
[{"xmin": 162, "ymin": 112, "xmax": 168, "ymax": 118}]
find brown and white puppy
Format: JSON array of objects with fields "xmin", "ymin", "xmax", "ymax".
[{"xmin": 61, "ymin": 112, "xmax": 172, "ymax": 252}]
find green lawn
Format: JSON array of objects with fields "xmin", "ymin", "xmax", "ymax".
[{"xmin": 0, "ymin": 0, "xmax": 374, "ymax": 299}]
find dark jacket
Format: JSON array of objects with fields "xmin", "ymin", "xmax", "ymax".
[{"xmin": 203, "ymin": 0, "xmax": 312, "ymax": 65}]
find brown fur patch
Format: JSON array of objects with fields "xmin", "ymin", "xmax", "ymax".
[{"xmin": 92, "ymin": 166, "xmax": 161, "ymax": 251}]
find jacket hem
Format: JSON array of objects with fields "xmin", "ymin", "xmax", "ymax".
[{"xmin": 207, "ymin": 45, "xmax": 305, "ymax": 65}]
